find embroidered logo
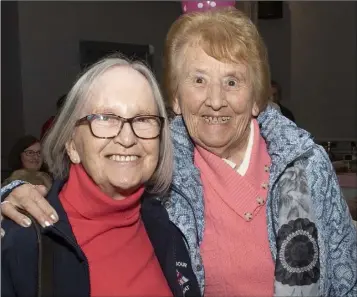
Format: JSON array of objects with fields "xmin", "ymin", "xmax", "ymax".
[
  {"xmin": 176, "ymin": 267, "xmax": 190, "ymax": 296},
  {"xmin": 176, "ymin": 270, "xmax": 189, "ymax": 286}
]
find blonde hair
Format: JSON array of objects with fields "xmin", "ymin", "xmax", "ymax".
[
  {"xmin": 42, "ymin": 54, "xmax": 173, "ymax": 195},
  {"xmin": 163, "ymin": 7, "xmax": 271, "ymax": 111}
]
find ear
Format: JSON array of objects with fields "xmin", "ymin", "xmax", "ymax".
[
  {"xmin": 65, "ymin": 139, "xmax": 81, "ymax": 164},
  {"xmin": 172, "ymin": 96, "xmax": 182, "ymax": 115},
  {"xmin": 252, "ymin": 102, "xmax": 259, "ymax": 117}
]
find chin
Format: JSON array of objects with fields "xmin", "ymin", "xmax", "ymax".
[
  {"xmin": 112, "ymin": 179, "xmax": 142, "ymax": 193},
  {"xmin": 27, "ymin": 167, "xmax": 40, "ymax": 172},
  {"xmin": 199, "ymin": 135, "xmax": 231, "ymax": 149}
]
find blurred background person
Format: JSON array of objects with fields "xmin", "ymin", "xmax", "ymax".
[
  {"xmin": 8, "ymin": 135, "xmax": 43, "ymax": 172},
  {"xmin": 2, "ymin": 135, "xmax": 52, "ymax": 189},
  {"xmin": 40, "ymin": 94, "xmax": 67, "ymax": 139},
  {"xmin": 271, "ymin": 80, "xmax": 295, "ymax": 122}
]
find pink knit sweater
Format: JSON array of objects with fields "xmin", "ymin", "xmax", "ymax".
[{"xmin": 194, "ymin": 119, "xmax": 275, "ymax": 297}]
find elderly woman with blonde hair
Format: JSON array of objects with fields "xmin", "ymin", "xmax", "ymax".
[
  {"xmin": 2, "ymin": 8, "xmax": 357, "ymax": 297},
  {"xmin": 1, "ymin": 56, "xmax": 200, "ymax": 297}
]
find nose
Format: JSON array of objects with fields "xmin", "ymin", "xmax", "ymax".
[
  {"xmin": 205, "ymin": 82, "xmax": 227, "ymax": 110},
  {"xmin": 31, "ymin": 153, "xmax": 41, "ymax": 160},
  {"xmin": 113, "ymin": 122, "xmax": 137, "ymax": 148}
]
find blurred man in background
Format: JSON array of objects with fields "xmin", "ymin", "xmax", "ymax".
[
  {"xmin": 40, "ymin": 94, "xmax": 66, "ymax": 139},
  {"xmin": 271, "ymin": 80, "xmax": 295, "ymax": 123}
]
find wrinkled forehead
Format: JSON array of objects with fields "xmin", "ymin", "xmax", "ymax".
[
  {"xmin": 84, "ymin": 66, "xmax": 158, "ymax": 115},
  {"xmin": 179, "ymin": 45, "xmax": 249, "ymax": 78}
]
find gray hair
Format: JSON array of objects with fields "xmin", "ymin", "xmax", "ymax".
[{"xmin": 42, "ymin": 54, "xmax": 173, "ymax": 195}]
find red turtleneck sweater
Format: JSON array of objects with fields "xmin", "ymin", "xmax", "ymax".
[{"xmin": 59, "ymin": 164, "xmax": 172, "ymax": 297}]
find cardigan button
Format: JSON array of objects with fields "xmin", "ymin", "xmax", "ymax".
[
  {"xmin": 163, "ymin": 200, "xmax": 171, "ymax": 208},
  {"xmin": 196, "ymin": 264, "xmax": 203, "ymax": 271},
  {"xmin": 244, "ymin": 212, "xmax": 253, "ymax": 221},
  {"xmin": 264, "ymin": 165, "xmax": 270, "ymax": 172},
  {"xmin": 261, "ymin": 182, "xmax": 268, "ymax": 190},
  {"xmin": 256, "ymin": 197, "xmax": 265, "ymax": 205}
]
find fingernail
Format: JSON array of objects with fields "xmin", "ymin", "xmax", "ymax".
[
  {"xmin": 50, "ymin": 214, "xmax": 58, "ymax": 222},
  {"xmin": 1, "ymin": 229, "xmax": 5, "ymax": 237},
  {"xmin": 43, "ymin": 220, "xmax": 51, "ymax": 228},
  {"xmin": 22, "ymin": 218, "xmax": 32, "ymax": 227}
]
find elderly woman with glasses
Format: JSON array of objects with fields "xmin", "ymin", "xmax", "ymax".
[
  {"xmin": 2, "ymin": 8, "xmax": 357, "ymax": 297},
  {"xmin": 1, "ymin": 56, "xmax": 201, "ymax": 297}
]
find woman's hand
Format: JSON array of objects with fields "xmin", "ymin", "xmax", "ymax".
[{"xmin": 1, "ymin": 184, "xmax": 58, "ymax": 237}]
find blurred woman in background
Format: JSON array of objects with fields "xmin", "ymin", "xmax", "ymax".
[{"xmin": 3, "ymin": 135, "xmax": 52, "ymax": 189}]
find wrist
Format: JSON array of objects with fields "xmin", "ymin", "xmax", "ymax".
[{"xmin": 1, "ymin": 180, "xmax": 27, "ymax": 202}]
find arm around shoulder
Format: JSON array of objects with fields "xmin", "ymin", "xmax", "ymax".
[{"xmin": 1, "ymin": 180, "xmax": 27, "ymax": 201}]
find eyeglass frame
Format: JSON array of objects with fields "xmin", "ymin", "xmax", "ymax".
[
  {"xmin": 75, "ymin": 113, "xmax": 165, "ymax": 140},
  {"xmin": 22, "ymin": 150, "xmax": 41, "ymax": 157}
]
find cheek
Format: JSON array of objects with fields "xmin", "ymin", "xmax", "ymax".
[
  {"xmin": 228, "ymin": 90, "xmax": 254, "ymax": 113},
  {"xmin": 144, "ymin": 141, "xmax": 160, "ymax": 167},
  {"xmin": 137, "ymin": 140, "xmax": 159, "ymax": 182},
  {"xmin": 179, "ymin": 91, "xmax": 204, "ymax": 134},
  {"xmin": 78, "ymin": 143, "xmax": 109, "ymax": 184},
  {"xmin": 81, "ymin": 144, "xmax": 107, "ymax": 171},
  {"xmin": 74, "ymin": 133, "xmax": 109, "ymax": 171},
  {"xmin": 179, "ymin": 86, "xmax": 205, "ymax": 115},
  {"xmin": 21, "ymin": 155, "xmax": 31, "ymax": 165}
]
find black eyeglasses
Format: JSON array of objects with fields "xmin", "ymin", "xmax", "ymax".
[{"xmin": 76, "ymin": 114, "xmax": 165, "ymax": 139}]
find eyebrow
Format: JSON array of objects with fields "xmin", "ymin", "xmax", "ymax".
[
  {"xmin": 188, "ymin": 68, "xmax": 246, "ymax": 78},
  {"xmin": 135, "ymin": 109, "xmax": 157, "ymax": 116},
  {"xmin": 189, "ymin": 68, "xmax": 208, "ymax": 75},
  {"xmin": 92, "ymin": 109, "xmax": 157, "ymax": 116},
  {"xmin": 225, "ymin": 71, "xmax": 246, "ymax": 78}
]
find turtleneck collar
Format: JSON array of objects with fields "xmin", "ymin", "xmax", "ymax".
[{"xmin": 59, "ymin": 164, "xmax": 145, "ymax": 226}]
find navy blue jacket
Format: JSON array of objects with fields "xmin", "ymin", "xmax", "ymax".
[{"xmin": 1, "ymin": 180, "xmax": 200, "ymax": 297}]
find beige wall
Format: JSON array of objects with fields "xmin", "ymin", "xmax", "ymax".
[{"xmin": 259, "ymin": 2, "xmax": 356, "ymax": 141}]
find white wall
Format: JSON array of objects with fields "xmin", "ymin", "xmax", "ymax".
[
  {"xmin": 17, "ymin": 1, "xmax": 182, "ymax": 139},
  {"xmin": 259, "ymin": 1, "xmax": 357, "ymax": 141}
]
